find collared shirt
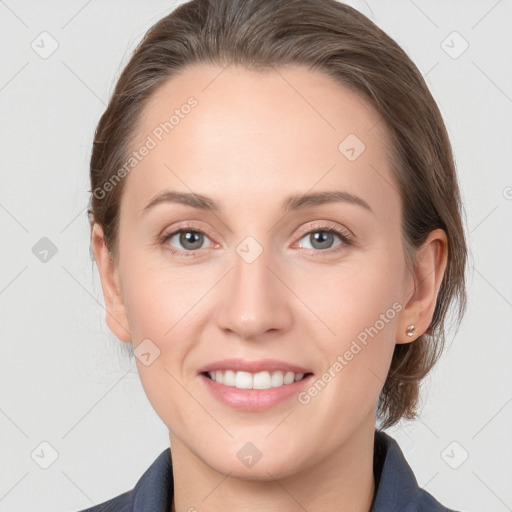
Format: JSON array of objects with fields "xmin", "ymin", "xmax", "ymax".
[{"xmin": 76, "ymin": 429, "xmax": 460, "ymax": 511}]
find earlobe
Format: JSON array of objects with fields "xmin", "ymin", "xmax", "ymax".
[
  {"xmin": 91, "ymin": 223, "xmax": 132, "ymax": 343},
  {"xmin": 397, "ymin": 229, "xmax": 448, "ymax": 344},
  {"xmin": 405, "ymin": 324, "xmax": 417, "ymax": 338}
]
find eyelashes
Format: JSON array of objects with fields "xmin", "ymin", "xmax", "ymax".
[
  {"xmin": 157, "ymin": 223, "xmax": 214, "ymax": 257},
  {"xmin": 157, "ymin": 221, "xmax": 354, "ymax": 258},
  {"xmin": 294, "ymin": 222, "xmax": 353, "ymax": 252}
]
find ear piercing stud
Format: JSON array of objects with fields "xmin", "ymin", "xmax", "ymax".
[{"xmin": 406, "ymin": 324, "xmax": 416, "ymax": 337}]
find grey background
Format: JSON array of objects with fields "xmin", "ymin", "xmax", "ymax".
[{"xmin": 0, "ymin": 1, "xmax": 511, "ymax": 511}]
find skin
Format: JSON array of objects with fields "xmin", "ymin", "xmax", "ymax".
[{"xmin": 91, "ymin": 64, "xmax": 447, "ymax": 512}]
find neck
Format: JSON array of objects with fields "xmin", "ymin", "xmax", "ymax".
[{"xmin": 169, "ymin": 418, "xmax": 376, "ymax": 512}]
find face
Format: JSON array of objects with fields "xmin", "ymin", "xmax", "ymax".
[{"xmin": 94, "ymin": 64, "xmax": 425, "ymax": 479}]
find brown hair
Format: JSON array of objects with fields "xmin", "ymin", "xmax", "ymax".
[{"xmin": 88, "ymin": 0, "xmax": 467, "ymax": 429}]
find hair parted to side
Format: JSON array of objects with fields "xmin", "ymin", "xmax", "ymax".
[{"xmin": 87, "ymin": 0, "xmax": 467, "ymax": 430}]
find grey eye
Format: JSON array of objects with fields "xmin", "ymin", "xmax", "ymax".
[
  {"xmin": 298, "ymin": 230, "xmax": 342, "ymax": 251},
  {"xmin": 169, "ymin": 230, "xmax": 207, "ymax": 251}
]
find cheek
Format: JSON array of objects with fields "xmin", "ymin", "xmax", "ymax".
[
  {"xmin": 297, "ymin": 247, "xmax": 404, "ymax": 401},
  {"xmin": 119, "ymin": 243, "xmax": 204, "ymax": 341},
  {"xmin": 300, "ymin": 248, "xmax": 405, "ymax": 344},
  {"xmin": 120, "ymin": 262, "xmax": 206, "ymax": 428}
]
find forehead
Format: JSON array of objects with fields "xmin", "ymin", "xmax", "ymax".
[{"xmin": 121, "ymin": 64, "xmax": 399, "ymax": 220}]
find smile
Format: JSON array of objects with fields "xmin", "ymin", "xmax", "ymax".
[{"xmin": 204, "ymin": 370, "xmax": 311, "ymax": 390}]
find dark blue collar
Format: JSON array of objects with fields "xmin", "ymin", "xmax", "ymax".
[{"xmin": 369, "ymin": 430, "xmax": 455, "ymax": 511}]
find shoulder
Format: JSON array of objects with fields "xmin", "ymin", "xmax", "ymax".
[
  {"xmin": 372, "ymin": 430, "xmax": 463, "ymax": 512},
  {"xmin": 75, "ymin": 489, "xmax": 133, "ymax": 512},
  {"xmin": 73, "ymin": 447, "xmax": 173, "ymax": 512},
  {"xmin": 410, "ymin": 487, "xmax": 464, "ymax": 512}
]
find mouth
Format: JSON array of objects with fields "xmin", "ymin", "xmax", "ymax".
[
  {"xmin": 201, "ymin": 369, "xmax": 314, "ymax": 390},
  {"xmin": 196, "ymin": 358, "xmax": 315, "ymax": 410}
]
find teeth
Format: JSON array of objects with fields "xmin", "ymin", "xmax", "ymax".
[{"xmin": 206, "ymin": 370, "xmax": 306, "ymax": 390}]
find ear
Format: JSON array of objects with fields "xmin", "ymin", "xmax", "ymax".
[
  {"xmin": 396, "ymin": 228, "xmax": 448, "ymax": 344},
  {"xmin": 91, "ymin": 222, "xmax": 132, "ymax": 343}
]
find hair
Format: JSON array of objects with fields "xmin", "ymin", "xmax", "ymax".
[{"xmin": 87, "ymin": 0, "xmax": 467, "ymax": 430}]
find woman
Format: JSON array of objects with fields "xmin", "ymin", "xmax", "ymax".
[{"xmin": 82, "ymin": 0, "xmax": 467, "ymax": 510}]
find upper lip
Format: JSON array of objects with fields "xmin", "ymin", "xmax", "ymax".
[{"xmin": 197, "ymin": 358, "xmax": 312, "ymax": 375}]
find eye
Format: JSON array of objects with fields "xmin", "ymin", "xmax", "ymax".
[
  {"xmin": 158, "ymin": 221, "xmax": 353, "ymax": 258},
  {"xmin": 158, "ymin": 224, "xmax": 214, "ymax": 256},
  {"xmin": 295, "ymin": 223, "xmax": 352, "ymax": 253}
]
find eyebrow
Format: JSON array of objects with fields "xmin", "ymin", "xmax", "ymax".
[{"xmin": 141, "ymin": 189, "xmax": 373, "ymax": 216}]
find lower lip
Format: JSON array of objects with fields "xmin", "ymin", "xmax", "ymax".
[{"xmin": 199, "ymin": 373, "xmax": 314, "ymax": 412}]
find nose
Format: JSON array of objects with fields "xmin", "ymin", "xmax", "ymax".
[{"xmin": 215, "ymin": 242, "xmax": 293, "ymax": 341}]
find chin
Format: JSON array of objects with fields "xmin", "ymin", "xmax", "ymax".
[{"xmin": 204, "ymin": 444, "xmax": 306, "ymax": 481}]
